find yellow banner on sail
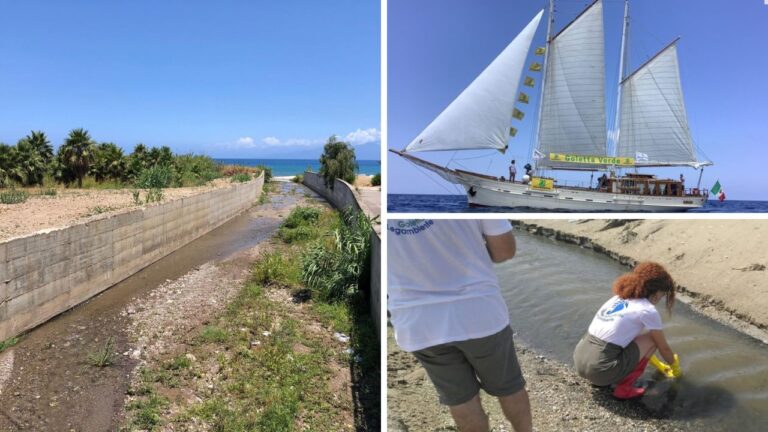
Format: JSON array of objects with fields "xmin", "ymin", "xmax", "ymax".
[
  {"xmin": 531, "ymin": 177, "xmax": 554, "ymax": 190},
  {"xmin": 524, "ymin": 76, "xmax": 535, "ymax": 87},
  {"xmin": 535, "ymin": 47, "xmax": 546, "ymax": 56},
  {"xmin": 512, "ymin": 108, "xmax": 525, "ymax": 120},
  {"xmin": 518, "ymin": 92, "xmax": 529, "ymax": 104},
  {"xmin": 549, "ymin": 153, "xmax": 635, "ymax": 166},
  {"xmin": 529, "ymin": 62, "xmax": 542, "ymax": 72},
  {"xmin": 509, "ymin": 127, "xmax": 518, "ymax": 137}
]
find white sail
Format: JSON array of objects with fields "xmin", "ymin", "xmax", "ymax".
[
  {"xmin": 617, "ymin": 43, "xmax": 703, "ymax": 167},
  {"xmin": 537, "ymin": 0, "xmax": 606, "ymax": 169},
  {"xmin": 405, "ymin": 10, "xmax": 543, "ymax": 153}
]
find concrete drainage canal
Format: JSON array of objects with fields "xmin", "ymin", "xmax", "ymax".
[
  {"xmin": 0, "ymin": 181, "xmax": 318, "ymax": 431},
  {"xmin": 496, "ymin": 229, "xmax": 768, "ymax": 431}
]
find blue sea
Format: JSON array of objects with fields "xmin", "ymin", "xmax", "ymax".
[
  {"xmin": 388, "ymin": 194, "xmax": 768, "ymax": 213},
  {"xmin": 215, "ymin": 158, "xmax": 381, "ymax": 177}
]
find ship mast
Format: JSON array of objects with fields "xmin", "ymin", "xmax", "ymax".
[
  {"xmin": 611, "ymin": 0, "xmax": 629, "ymax": 173},
  {"xmin": 532, "ymin": 0, "xmax": 555, "ymax": 172}
]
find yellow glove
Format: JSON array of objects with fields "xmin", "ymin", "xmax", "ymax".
[
  {"xmin": 649, "ymin": 355, "xmax": 674, "ymax": 378},
  {"xmin": 670, "ymin": 354, "xmax": 682, "ymax": 378}
]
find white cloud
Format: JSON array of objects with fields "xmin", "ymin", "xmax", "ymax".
[
  {"xmin": 223, "ymin": 128, "xmax": 380, "ymax": 150},
  {"xmin": 344, "ymin": 128, "xmax": 381, "ymax": 146},
  {"xmin": 261, "ymin": 136, "xmax": 281, "ymax": 146},
  {"xmin": 234, "ymin": 136, "xmax": 255, "ymax": 148}
]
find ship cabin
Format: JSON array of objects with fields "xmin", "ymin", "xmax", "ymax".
[{"xmin": 599, "ymin": 173, "xmax": 705, "ymax": 197}]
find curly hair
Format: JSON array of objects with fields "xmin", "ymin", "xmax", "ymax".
[{"xmin": 612, "ymin": 261, "xmax": 675, "ymax": 314}]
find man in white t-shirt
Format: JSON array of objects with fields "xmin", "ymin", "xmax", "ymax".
[{"xmin": 388, "ymin": 219, "xmax": 531, "ymax": 432}]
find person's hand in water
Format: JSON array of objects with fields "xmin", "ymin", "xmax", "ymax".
[
  {"xmin": 649, "ymin": 355, "xmax": 674, "ymax": 378},
  {"xmin": 649, "ymin": 354, "xmax": 682, "ymax": 378},
  {"xmin": 670, "ymin": 354, "xmax": 682, "ymax": 378}
]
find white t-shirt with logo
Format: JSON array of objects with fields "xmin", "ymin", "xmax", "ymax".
[
  {"xmin": 387, "ymin": 219, "xmax": 513, "ymax": 352},
  {"xmin": 587, "ymin": 295, "xmax": 663, "ymax": 348}
]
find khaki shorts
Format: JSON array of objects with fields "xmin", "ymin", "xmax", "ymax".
[
  {"xmin": 412, "ymin": 326, "xmax": 526, "ymax": 406},
  {"xmin": 573, "ymin": 333, "xmax": 640, "ymax": 386}
]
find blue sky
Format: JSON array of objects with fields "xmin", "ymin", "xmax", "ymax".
[
  {"xmin": 389, "ymin": 0, "xmax": 768, "ymax": 200},
  {"xmin": 0, "ymin": 0, "xmax": 380, "ymax": 160}
]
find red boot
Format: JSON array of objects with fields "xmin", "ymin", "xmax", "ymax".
[{"xmin": 612, "ymin": 357, "xmax": 650, "ymax": 400}]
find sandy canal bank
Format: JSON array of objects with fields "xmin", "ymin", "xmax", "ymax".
[
  {"xmin": 0, "ymin": 178, "xmax": 234, "ymax": 242},
  {"xmin": 513, "ymin": 220, "xmax": 768, "ymax": 337}
]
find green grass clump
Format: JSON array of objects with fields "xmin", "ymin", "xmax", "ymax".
[
  {"xmin": 126, "ymin": 394, "xmax": 169, "ymax": 430},
  {"xmin": 200, "ymin": 325, "xmax": 228, "ymax": 343},
  {"xmin": 282, "ymin": 206, "xmax": 321, "ymax": 228},
  {"xmin": 252, "ymin": 251, "xmax": 302, "ymax": 288},
  {"xmin": 0, "ymin": 337, "xmax": 20, "ymax": 353},
  {"xmin": 0, "ymin": 189, "xmax": 29, "ymax": 204},
  {"xmin": 371, "ymin": 173, "xmax": 381, "ymax": 186},
  {"xmin": 39, "ymin": 187, "xmax": 57, "ymax": 196},
  {"xmin": 78, "ymin": 177, "xmax": 125, "ymax": 189},
  {"xmin": 231, "ymin": 173, "xmax": 251, "ymax": 183},
  {"xmin": 278, "ymin": 206, "xmax": 325, "ymax": 244},
  {"xmin": 165, "ymin": 354, "xmax": 192, "ymax": 371},
  {"xmin": 87, "ymin": 336, "xmax": 116, "ymax": 367},
  {"xmin": 291, "ymin": 174, "xmax": 303, "ymax": 183},
  {"xmin": 136, "ymin": 165, "xmax": 173, "ymax": 189}
]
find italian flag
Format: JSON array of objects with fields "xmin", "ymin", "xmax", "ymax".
[{"xmin": 711, "ymin": 180, "xmax": 726, "ymax": 202}]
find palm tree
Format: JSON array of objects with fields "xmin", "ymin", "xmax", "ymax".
[
  {"xmin": 0, "ymin": 143, "xmax": 23, "ymax": 187},
  {"xmin": 21, "ymin": 131, "xmax": 54, "ymax": 165},
  {"xmin": 92, "ymin": 142, "xmax": 127, "ymax": 182},
  {"xmin": 15, "ymin": 139, "xmax": 47, "ymax": 185},
  {"xmin": 128, "ymin": 143, "xmax": 150, "ymax": 180},
  {"xmin": 59, "ymin": 128, "xmax": 96, "ymax": 188}
]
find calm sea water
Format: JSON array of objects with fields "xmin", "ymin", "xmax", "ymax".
[
  {"xmin": 215, "ymin": 158, "xmax": 381, "ymax": 177},
  {"xmin": 388, "ymin": 194, "xmax": 768, "ymax": 213}
]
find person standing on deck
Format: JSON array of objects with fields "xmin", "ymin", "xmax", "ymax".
[
  {"xmin": 509, "ymin": 160, "xmax": 517, "ymax": 183},
  {"xmin": 388, "ymin": 219, "xmax": 532, "ymax": 432}
]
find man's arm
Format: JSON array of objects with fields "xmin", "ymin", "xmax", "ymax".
[{"xmin": 484, "ymin": 231, "xmax": 516, "ymax": 263}]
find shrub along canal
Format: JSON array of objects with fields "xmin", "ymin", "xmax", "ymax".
[{"xmin": 497, "ymin": 228, "xmax": 768, "ymax": 430}]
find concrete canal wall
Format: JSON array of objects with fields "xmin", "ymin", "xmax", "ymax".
[
  {"xmin": 302, "ymin": 172, "xmax": 381, "ymax": 336},
  {"xmin": 0, "ymin": 174, "xmax": 264, "ymax": 341}
]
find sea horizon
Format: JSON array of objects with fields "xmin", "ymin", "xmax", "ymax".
[
  {"xmin": 215, "ymin": 158, "xmax": 381, "ymax": 177},
  {"xmin": 388, "ymin": 193, "xmax": 768, "ymax": 213}
]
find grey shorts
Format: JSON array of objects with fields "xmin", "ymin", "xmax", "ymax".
[
  {"xmin": 411, "ymin": 326, "xmax": 526, "ymax": 406},
  {"xmin": 573, "ymin": 333, "xmax": 640, "ymax": 386}
]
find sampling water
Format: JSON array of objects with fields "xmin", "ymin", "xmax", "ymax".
[{"xmin": 496, "ymin": 229, "xmax": 768, "ymax": 430}]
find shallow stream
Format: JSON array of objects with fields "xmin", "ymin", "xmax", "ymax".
[
  {"xmin": 0, "ymin": 182, "xmax": 312, "ymax": 430},
  {"xmin": 497, "ymin": 229, "xmax": 768, "ymax": 430}
]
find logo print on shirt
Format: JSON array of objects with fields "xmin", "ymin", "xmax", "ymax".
[
  {"xmin": 388, "ymin": 219, "xmax": 434, "ymax": 236},
  {"xmin": 598, "ymin": 299, "xmax": 628, "ymax": 321}
]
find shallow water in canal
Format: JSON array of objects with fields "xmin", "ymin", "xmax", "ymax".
[{"xmin": 497, "ymin": 229, "xmax": 768, "ymax": 431}]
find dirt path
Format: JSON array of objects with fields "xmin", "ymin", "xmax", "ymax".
[{"xmin": 0, "ymin": 182, "xmax": 319, "ymax": 431}]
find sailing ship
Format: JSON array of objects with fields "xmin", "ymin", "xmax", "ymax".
[{"xmin": 391, "ymin": 0, "xmax": 712, "ymax": 212}]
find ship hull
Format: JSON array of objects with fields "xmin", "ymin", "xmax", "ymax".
[
  {"xmin": 391, "ymin": 150, "xmax": 706, "ymax": 212},
  {"xmin": 462, "ymin": 179, "xmax": 704, "ymax": 212}
]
